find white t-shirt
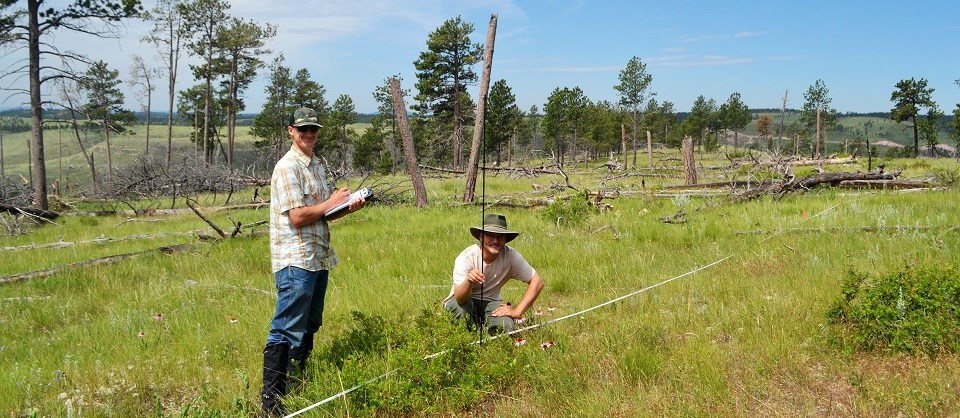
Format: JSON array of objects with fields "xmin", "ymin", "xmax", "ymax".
[{"xmin": 445, "ymin": 244, "xmax": 536, "ymax": 303}]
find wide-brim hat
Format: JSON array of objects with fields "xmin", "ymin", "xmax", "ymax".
[
  {"xmin": 469, "ymin": 213, "xmax": 520, "ymax": 243},
  {"xmin": 289, "ymin": 107, "xmax": 323, "ymax": 127}
]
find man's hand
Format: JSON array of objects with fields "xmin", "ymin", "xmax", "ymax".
[
  {"xmin": 327, "ymin": 188, "xmax": 352, "ymax": 206},
  {"xmin": 491, "ymin": 303, "xmax": 519, "ymax": 319},
  {"xmin": 348, "ymin": 195, "xmax": 366, "ymax": 211},
  {"xmin": 466, "ymin": 268, "xmax": 486, "ymax": 284}
]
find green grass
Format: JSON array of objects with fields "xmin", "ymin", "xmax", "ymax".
[{"xmin": 1, "ymin": 152, "xmax": 960, "ymax": 416}]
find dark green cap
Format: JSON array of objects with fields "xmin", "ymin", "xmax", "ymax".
[{"xmin": 289, "ymin": 107, "xmax": 323, "ymax": 127}]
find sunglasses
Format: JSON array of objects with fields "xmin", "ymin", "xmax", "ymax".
[{"xmin": 296, "ymin": 125, "xmax": 319, "ymax": 133}]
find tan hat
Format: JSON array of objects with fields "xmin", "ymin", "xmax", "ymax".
[{"xmin": 470, "ymin": 213, "xmax": 520, "ymax": 243}]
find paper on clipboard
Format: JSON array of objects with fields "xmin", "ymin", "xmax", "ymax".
[{"xmin": 323, "ymin": 187, "xmax": 373, "ymax": 219}]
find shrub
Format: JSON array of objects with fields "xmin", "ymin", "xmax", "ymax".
[
  {"xmin": 542, "ymin": 193, "xmax": 595, "ymax": 227},
  {"xmin": 932, "ymin": 166, "xmax": 960, "ymax": 187},
  {"xmin": 311, "ymin": 310, "xmax": 516, "ymax": 415},
  {"xmin": 826, "ymin": 264, "xmax": 960, "ymax": 355}
]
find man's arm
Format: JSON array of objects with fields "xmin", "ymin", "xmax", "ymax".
[
  {"xmin": 322, "ymin": 195, "xmax": 367, "ymax": 222},
  {"xmin": 492, "ymin": 272, "xmax": 544, "ymax": 319},
  {"xmin": 288, "ymin": 187, "xmax": 352, "ymax": 227},
  {"xmin": 452, "ymin": 268, "xmax": 484, "ymax": 304}
]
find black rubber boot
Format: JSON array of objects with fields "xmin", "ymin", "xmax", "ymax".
[
  {"xmin": 260, "ymin": 343, "xmax": 289, "ymax": 417},
  {"xmin": 288, "ymin": 333, "xmax": 314, "ymax": 374}
]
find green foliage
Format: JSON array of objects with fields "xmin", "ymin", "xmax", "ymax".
[
  {"xmin": 749, "ymin": 167, "xmax": 784, "ymax": 181},
  {"xmin": 5, "ymin": 166, "xmax": 960, "ymax": 416},
  {"xmin": 542, "ymin": 86, "xmax": 589, "ymax": 165},
  {"xmin": 412, "ymin": 16, "xmax": 482, "ymax": 120},
  {"xmin": 309, "ymin": 310, "xmax": 515, "ymax": 415},
  {"xmin": 890, "ymin": 77, "xmax": 937, "ymax": 157},
  {"xmin": 542, "ymin": 193, "xmax": 595, "ymax": 227},
  {"xmin": 800, "ymin": 79, "xmax": 838, "ymax": 134},
  {"xmin": 486, "ymin": 79, "xmax": 522, "ymax": 164},
  {"xmin": 317, "ymin": 311, "xmax": 394, "ymax": 369},
  {"xmin": 719, "ymin": 92, "xmax": 752, "ymax": 136},
  {"xmin": 932, "ymin": 166, "xmax": 960, "ymax": 186},
  {"xmin": 352, "ymin": 117, "xmax": 389, "ymax": 174},
  {"xmin": 827, "ymin": 265, "xmax": 960, "ymax": 355}
]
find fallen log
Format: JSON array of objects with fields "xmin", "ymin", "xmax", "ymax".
[
  {"xmin": 1, "ymin": 230, "xmax": 205, "ymax": 252},
  {"xmin": 738, "ymin": 169, "xmax": 905, "ymax": 200},
  {"xmin": 0, "ymin": 243, "xmax": 196, "ymax": 285},
  {"xmin": 419, "ymin": 164, "xmax": 560, "ymax": 175},
  {"xmin": 0, "ymin": 203, "xmax": 59, "ymax": 220},
  {"xmin": 838, "ymin": 179, "xmax": 937, "ymax": 190}
]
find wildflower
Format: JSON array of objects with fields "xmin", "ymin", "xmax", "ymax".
[
  {"xmin": 802, "ymin": 210, "xmax": 809, "ymax": 219},
  {"xmin": 229, "ymin": 316, "xmax": 238, "ymax": 324},
  {"xmin": 513, "ymin": 337, "xmax": 526, "ymax": 347},
  {"xmin": 516, "ymin": 317, "xmax": 526, "ymax": 324},
  {"xmin": 137, "ymin": 331, "xmax": 145, "ymax": 338},
  {"xmin": 540, "ymin": 340, "xmax": 556, "ymax": 350},
  {"xmin": 153, "ymin": 313, "xmax": 163, "ymax": 321},
  {"xmin": 548, "ymin": 306, "xmax": 556, "ymax": 312},
  {"xmin": 534, "ymin": 307, "xmax": 543, "ymax": 316}
]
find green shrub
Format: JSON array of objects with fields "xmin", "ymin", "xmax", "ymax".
[
  {"xmin": 932, "ymin": 166, "xmax": 960, "ymax": 187},
  {"xmin": 827, "ymin": 264, "xmax": 960, "ymax": 355},
  {"xmin": 309, "ymin": 310, "xmax": 516, "ymax": 415},
  {"xmin": 542, "ymin": 193, "xmax": 595, "ymax": 227}
]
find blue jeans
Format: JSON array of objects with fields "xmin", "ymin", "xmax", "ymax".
[
  {"xmin": 444, "ymin": 297, "xmax": 517, "ymax": 335},
  {"xmin": 266, "ymin": 267, "xmax": 329, "ymax": 348}
]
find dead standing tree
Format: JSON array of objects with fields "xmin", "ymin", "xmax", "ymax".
[
  {"xmin": 646, "ymin": 130, "xmax": 654, "ymax": 169},
  {"xmin": 389, "ymin": 78, "xmax": 427, "ymax": 208},
  {"xmin": 682, "ymin": 135, "xmax": 697, "ymax": 185},
  {"xmin": 464, "ymin": 14, "xmax": 497, "ymax": 203},
  {"xmin": 620, "ymin": 124, "xmax": 627, "ymax": 171}
]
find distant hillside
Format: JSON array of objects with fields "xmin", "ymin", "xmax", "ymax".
[
  {"xmin": 0, "ymin": 109, "xmax": 381, "ymax": 130},
  {"xmin": 1, "ymin": 108, "xmax": 954, "ymax": 146}
]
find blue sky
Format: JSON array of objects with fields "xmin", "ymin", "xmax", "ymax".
[{"xmin": 3, "ymin": 0, "xmax": 959, "ymax": 115}]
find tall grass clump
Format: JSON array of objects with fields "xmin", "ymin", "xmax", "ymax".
[{"xmin": 827, "ymin": 264, "xmax": 960, "ymax": 355}]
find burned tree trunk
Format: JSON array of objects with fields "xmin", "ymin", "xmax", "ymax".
[
  {"xmin": 464, "ymin": 14, "xmax": 498, "ymax": 203},
  {"xmin": 0, "ymin": 203, "xmax": 59, "ymax": 219},
  {"xmin": 390, "ymin": 78, "xmax": 427, "ymax": 208},
  {"xmin": 739, "ymin": 169, "xmax": 909, "ymax": 200},
  {"xmin": 646, "ymin": 129, "xmax": 653, "ymax": 170},
  {"xmin": 682, "ymin": 135, "xmax": 697, "ymax": 185},
  {"xmin": 621, "ymin": 124, "xmax": 627, "ymax": 171}
]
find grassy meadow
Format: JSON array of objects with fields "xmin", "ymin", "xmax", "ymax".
[
  {"xmin": 1, "ymin": 114, "xmax": 959, "ymax": 415},
  {"xmin": 2, "ymin": 141, "xmax": 960, "ymax": 416}
]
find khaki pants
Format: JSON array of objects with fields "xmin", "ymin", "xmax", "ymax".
[{"xmin": 444, "ymin": 297, "xmax": 517, "ymax": 335}]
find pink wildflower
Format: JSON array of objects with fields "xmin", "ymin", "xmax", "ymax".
[
  {"xmin": 513, "ymin": 337, "xmax": 526, "ymax": 347},
  {"xmin": 137, "ymin": 331, "xmax": 145, "ymax": 337},
  {"xmin": 229, "ymin": 316, "xmax": 238, "ymax": 324},
  {"xmin": 154, "ymin": 313, "xmax": 163, "ymax": 321}
]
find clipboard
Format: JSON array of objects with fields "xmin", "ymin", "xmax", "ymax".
[{"xmin": 323, "ymin": 187, "xmax": 373, "ymax": 219}]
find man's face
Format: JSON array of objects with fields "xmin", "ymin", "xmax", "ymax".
[
  {"xmin": 288, "ymin": 124, "xmax": 319, "ymax": 155},
  {"xmin": 480, "ymin": 233, "xmax": 507, "ymax": 257}
]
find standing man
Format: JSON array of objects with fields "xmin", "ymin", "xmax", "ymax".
[
  {"xmin": 443, "ymin": 213, "xmax": 545, "ymax": 335},
  {"xmin": 261, "ymin": 107, "xmax": 366, "ymax": 416}
]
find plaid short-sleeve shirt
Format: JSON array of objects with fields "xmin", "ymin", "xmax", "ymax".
[{"xmin": 270, "ymin": 146, "xmax": 338, "ymax": 273}]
